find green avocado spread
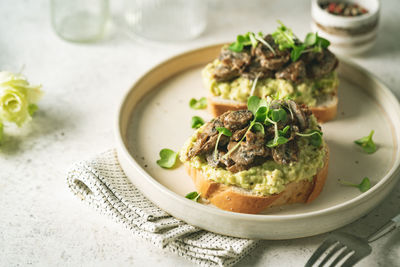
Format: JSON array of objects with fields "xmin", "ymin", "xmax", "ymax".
[
  {"xmin": 203, "ymin": 59, "xmax": 339, "ymax": 107},
  {"xmin": 180, "ymin": 117, "xmax": 326, "ymax": 196}
]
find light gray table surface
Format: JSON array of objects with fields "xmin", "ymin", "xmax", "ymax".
[{"xmin": 1, "ymin": 0, "xmax": 399, "ymax": 266}]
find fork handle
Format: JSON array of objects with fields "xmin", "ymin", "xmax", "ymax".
[{"xmin": 367, "ymin": 213, "xmax": 400, "ymax": 243}]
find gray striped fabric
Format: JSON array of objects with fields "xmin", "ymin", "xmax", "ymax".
[{"xmin": 67, "ymin": 149, "xmax": 258, "ymax": 267}]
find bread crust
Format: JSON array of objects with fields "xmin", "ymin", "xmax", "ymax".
[
  {"xmin": 208, "ymin": 93, "xmax": 338, "ymax": 123},
  {"xmin": 184, "ymin": 147, "xmax": 329, "ymax": 214}
]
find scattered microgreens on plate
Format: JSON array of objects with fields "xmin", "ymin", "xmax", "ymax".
[
  {"xmin": 214, "ymin": 127, "xmax": 232, "ymax": 160},
  {"xmin": 271, "ymin": 20, "xmax": 330, "ymax": 61},
  {"xmin": 156, "ymin": 148, "xmax": 179, "ymax": 169},
  {"xmin": 354, "ymin": 130, "xmax": 377, "ymax": 154},
  {"xmin": 189, "ymin": 97, "xmax": 207, "ymax": 110},
  {"xmin": 338, "ymin": 177, "xmax": 371, "ymax": 193},
  {"xmin": 191, "ymin": 116, "xmax": 204, "ymax": 129},
  {"xmin": 185, "ymin": 191, "xmax": 201, "ymax": 202},
  {"xmin": 228, "ymin": 32, "xmax": 276, "ymax": 55}
]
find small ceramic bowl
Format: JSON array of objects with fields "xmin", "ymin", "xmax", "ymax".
[{"xmin": 311, "ymin": 0, "xmax": 380, "ymax": 55}]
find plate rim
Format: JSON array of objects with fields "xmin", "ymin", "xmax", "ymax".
[{"xmin": 115, "ymin": 44, "xmax": 400, "ymax": 222}]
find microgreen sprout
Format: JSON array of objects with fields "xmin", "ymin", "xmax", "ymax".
[
  {"xmin": 191, "ymin": 116, "xmax": 204, "ymax": 129},
  {"xmin": 189, "ymin": 97, "xmax": 207, "ymax": 110},
  {"xmin": 338, "ymin": 177, "xmax": 371, "ymax": 193},
  {"xmin": 354, "ymin": 130, "xmax": 377, "ymax": 154},
  {"xmin": 156, "ymin": 148, "xmax": 179, "ymax": 169},
  {"xmin": 266, "ymin": 117, "xmax": 289, "ymax": 148},
  {"xmin": 249, "ymin": 73, "xmax": 260, "ymax": 96},
  {"xmin": 214, "ymin": 127, "xmax": 232, "ymax": 160},
  {"xmin": 252, "ymin": 122, "xmax": 265, "ymax": 135},
  {"xmin": 228, "ymin": 32, "xmax": 275, "ymax": 55},
  {"xmin": 224, "ymin": 96, "xmax": 323, "ymax": 157},
  {"xmin": 296, "ymin": 130, "xmax": 323, "ymax": 147},
  {"xmin": 185, "ymin": 191, "xmax": 201, "ymax": 202},
  {"xmin": 271, "ymin": 21, "xmax": 330, "ymax": 61}
]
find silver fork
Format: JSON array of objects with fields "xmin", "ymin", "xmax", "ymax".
[{"xmin": 305, "ymin": 213, "xmax": 400, "ymax": 267}]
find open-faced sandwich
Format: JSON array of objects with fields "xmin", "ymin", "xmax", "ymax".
[
  {"xmin": 180, "ymin": 96, "xmax": 329, "ymax": 214},
  {"xmin": 202, "ymin": 22, "xmax": 339, "ymax": 122}
]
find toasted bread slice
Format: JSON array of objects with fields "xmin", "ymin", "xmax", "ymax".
[
  {"xmin": 184, "ymin": 147, "xmax": 329, "ymax": 214},
  {"xmin": 208, "ymin": 95, "xmax": 338, "ymax": 123}
]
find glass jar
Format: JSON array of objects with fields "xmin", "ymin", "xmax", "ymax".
[
  {"xmin": 124, "ymin": 0, "xmax": 207, "ymax": 42},
  {"xmin": 51, "ymin": 0, "xmax": 109, "ymax": 43}
]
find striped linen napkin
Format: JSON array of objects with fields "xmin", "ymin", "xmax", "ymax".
[{"xmin": 66, "ymin": 149, "xmax": 258, "ymax": 267}]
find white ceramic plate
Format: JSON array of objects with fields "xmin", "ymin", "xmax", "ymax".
[{"xmin": 115, "ymin": 44, "xmax": 400, "ymax": 239}]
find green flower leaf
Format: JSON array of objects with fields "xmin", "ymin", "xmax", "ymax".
[
  {"xmin": 0, "ymin": 121, "xmax": 3, "ymax": 144},
  {"xmin": 156, "ymin": 148, "xmax": 178, "ymax": 169},
  {"xmin": 185, "ymin": 191, "xmax": 201, "ymax": 202},
  {"xmin": 354, "ymin": 130, "xmax": 377, "ymax": 154},
  {"xmin": 191, "ymin": 116, "xmax": 204, "ymax": 129},
  {"xmin": 339, "ymin": 177, "xmax": 371, "ymax": 193},
  {"xmin": 189, "ymin": 97, "xmax": 207, "ymax": 110},
  {"xmin": 28, "ymin": 103, "xmax": 38, "ymax": 116}
]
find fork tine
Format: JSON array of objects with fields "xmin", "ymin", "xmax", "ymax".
[
  {"xmin": 341, "ymin": 253, "xmax": 365, "ymax": 267},
  {"xmin": 341, "ymin": 244, "xmax": 372, "ymax": 267},
  {"xmin": 305, "ymin": 239, "xmax": 337, "ymax": 267},
  {"xmin": 318, "ymin": 242, "xmax": 346, "ymax": 267},
  {"xmin": 329, "ymin": 248, "xmax": 353, "ymax": 267}
]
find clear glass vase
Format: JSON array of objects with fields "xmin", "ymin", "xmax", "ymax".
[{"xmin": 51, "ymin": 0, "xmax": 109, "ymax": 43}]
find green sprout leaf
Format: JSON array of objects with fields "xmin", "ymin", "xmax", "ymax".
[
  {"xmin": 270, "ymin": 108, "xmax": 287, "ymax": 123},
  {"xmin": 271, "ymin": 20, "xmax": 295, "ymax": 50},
  {"xmin": 214, "ymin": 127, "xmax": 232, "ymax": 160},
  {"xmin": 247, "ymin": 95, "xmax": 261, "ymax": 115},
  {"xmin": 252, "ymin": 122, "xmax": 265, "ymax": 135},
  {"xmin": 185, "ymin": 191, "xmax": 201, "ymax": 202},
  {"xmin": 255, "ymin": 106, "xmax": 268, "ymax": 122},
  {"xmin": 279, "ymin": 125, "xmax": 290, "ymax": 136},
  {"xmin": 354, "ymin": 130, "xmax": 377, "ymax": 154},
  {"xmin": 304, "ymin": 33, "xmax": 317, "ymax": 47},
  {"xmin": 296, "ymin": 130, "xmax": 323, "ymax": 147},
  {"xmin": 156, "ymin": 148, "xmax": 178, "ymax": 169},
  {"xmin": 291, "ymin": 45, "xmax": 305, "ymax": 62},
  {"xmin": 191, "ymin": 116, "xmax": 204, "ymax": 129},
  {"xmin": 228, "ymin": 32, "xmax": 275, "ymax": 54},
  {"xmin": 216, "ymin": 127, "xmax": 232, "ymax": 137},
  {"xmin": 271, "ymin": 21, "xmax": 330, "ymax": 62},
  {"xmin": 267, "ymin": 136, "xmax": 289, "ymax": 148},
  {"xmin": 189, "ymin": 97, "xmax": 207, "ymax": 110},
  {"xmin": 339, "ymin": 177, "xmax": 371, "ymax": 193},
  {"xmin": 317, "ymin": 37, "xmax": 330, "ymax": 49},
  {"xmin": 228, "ymin": 41, "xmax": 243, "ymax": 52}
]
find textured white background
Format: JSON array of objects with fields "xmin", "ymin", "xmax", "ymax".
[{"xmin": 0, "ymin": 0, "xmax": 399, "ymax": 266}]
